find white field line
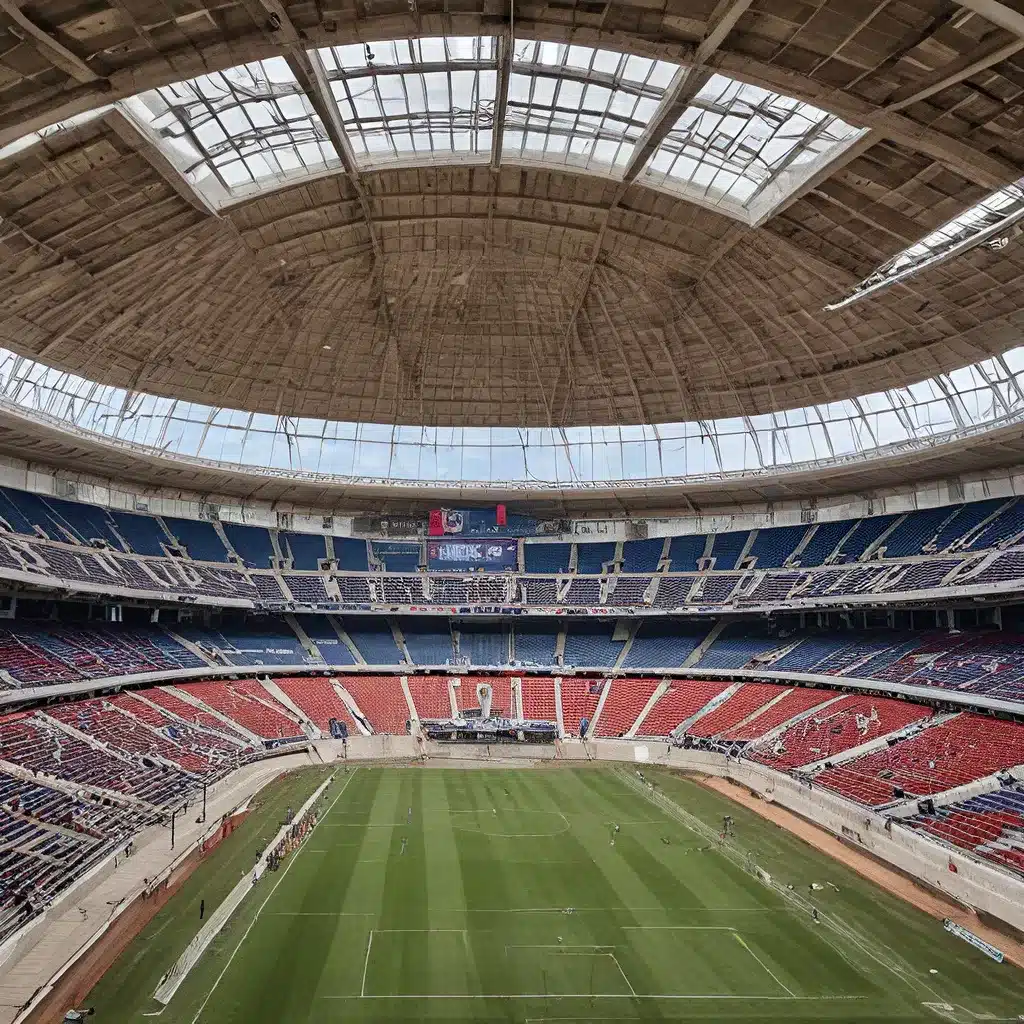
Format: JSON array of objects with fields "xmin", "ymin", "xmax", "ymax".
[
  {"xmin": 264, "ymin": 906, "xmax": 785, "ymax": 916},
  {"xmin": 360, "ymin": 929, "xmax": 375, "ymax": 998},
  {"xmin": 732, "ymin": 932, "xmax": 795, "ymax": 997},
  {"xmin": 186, "ymin": 768, "xmax": 359, "ymax": 1024},
  {"xmin": 610, "ymin": 954, "xmax": 636, "ymax": 998},
  {"xmin": 329, "ymin": 993, "xmax": 866, "ymax": 1000}
]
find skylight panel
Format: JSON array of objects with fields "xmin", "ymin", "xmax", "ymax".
[
  {"xmin": 642, "ymin": 73, "xmax": 862, "ymax": 219},
  {"xmin": 316, "ymin": 37, "xmax": 497, "ymax": 167},
  {"xmin": 504, "ymin": 41, "xmax": 679, "ymax": 173},
  {"xmin": 131, "ymin": 57, "xmax": 340, "ymax": 205},
  {"xmin": 824, "ymin": 177, "xmax": 1024, "ymax": 310}
]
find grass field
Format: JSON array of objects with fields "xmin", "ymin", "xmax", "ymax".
[{"xmin": 89, "ymin": 765, "xmax": 1024, "ymax": 1023}]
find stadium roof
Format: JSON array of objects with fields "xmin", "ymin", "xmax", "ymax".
[{"xmin": 1, "ymin": 0, "xmax": 1024, "ymax": 501}]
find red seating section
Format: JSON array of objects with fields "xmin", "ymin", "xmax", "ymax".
[
  {"xmin": 110, "ymin": 693, "xmax": 246, "ymax": 759},
  {"xmin": 688, "ymin": 683, "xmax": 781, "ymax": 738},
  {"xmin": 48, "ymin": 699, "xmax": 211, "ymax": 774},
  {"xmin": 559, "ymin": 678, "xmax": 601, "ymax": 736},
  {"xmin": 342, "ymin": 676, "xmax": 410, "ymax": 733},
  {"xmin": 0, "ymin": 636, "xmax": 77, "ymax": 686},
  {"xmin": 636, "ymin": 680, "xmax": 730, "ymax": 736},
  {"xmin": 721, "ymin": 686, "xmax": 836, "ymax": 741},
  {"xmin": 184, "ymin": 681, "xmax": 302, "ymax": 739},
  {"xmin": 275, "ymin": 677, "xmax": 358, "ymax": 732},
  {"xmin": 521, "ymin": 676, "xmax": 557, "ymax": 721},
  {"xmin": 749, "ymin": 694, "xmax": 931, "ymax": 772},
  {"xmin": 459, "ymin": 675, "xmax": 513, "ymax": 717},
  {"xmin": 407, "ymin": 676, "xmax": 452, "ymax": 719},
  {"xmin": 143, "ymin": 686, "xmax": 251, "ymax": 741},
  {"xmin": 596, "ymin": 678, "xmax": 661, "ymax": 736},
  {"xmin": 816, "ymin": 714, "xmax": 1024, "ymax": 805}
]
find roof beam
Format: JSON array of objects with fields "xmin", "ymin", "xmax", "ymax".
[
  {"xmin": 0, "ymin": 0, "xmax": 102, "ymax": 84},
  {"xmin": 101, "ymin": 110, "xmax": 217, "ymax": 217},
  {"xmin": 286, "ymin": 51, "xmax": 383, "ymax": 266},
  {"xmin": 491, "ymin": 24, "xmax": 513, "ymax": 170},
  {"xmin": 621, "ymin": 68, "xmax": 712, "ymax": 183},
  {"xmin": 885, "ymin": 35, "xmax": 1024, "ymax": 112},
  {"xmin": 710, "ymin": 51, "xmax": 1022, "ymax": 189},
  {"xmin": 952, "ymin": 0, "xmax": 1024, "ymax": 39},
  {"xmin": 622, "ymin": 0, "xmax": 751, "ymax": 183}
]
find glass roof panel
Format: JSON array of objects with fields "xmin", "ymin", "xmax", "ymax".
[
  {"xmin": 504, "ymin": 41, "xmax": 680, "ymax": 174},
  {"xmin": 825, "ymin": 175, "xmax": 1024, "ymax": 310},
  {"xmin": 3, "ymin": 343, "xmax": 1024, "ymax": 486},
  {"xmin": 131, "ymin": 57, "xmax": 340, "ymax": 205},
  {"xmin": 318, "ymin": 37, "xmax": 497, "ymax": 168},
  {"xmin": 641, "ymin": 73, "xmax": 862, "ymax": 220}
]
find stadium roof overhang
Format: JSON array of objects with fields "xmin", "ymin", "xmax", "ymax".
[
  {"xmin": 4, "ymin": 377, "xmax": 1024, "ymax": 516},
  {"xmin": 2, "ymin": 0, "xmax": 1024, "ymax": 502}
]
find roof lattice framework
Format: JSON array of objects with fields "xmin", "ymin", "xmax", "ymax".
[{"xmin": 1, "ymin": 0, "xmax": 1024, "ymax": 430}]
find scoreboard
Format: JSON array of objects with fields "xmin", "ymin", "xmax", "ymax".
[{"xmin": 426, "ymin": 538, "xmax": 518, "ymax": 571}]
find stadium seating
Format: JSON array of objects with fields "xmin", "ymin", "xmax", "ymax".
[
  {"xmin": 162, "ymin": 518, "xmax": 230, "ymax": 562},
  {"xmin": 636, "ymin": 679, "xmax": 731, "ymax": 736},
  {"xmin": 371, "ymin": 542, "xmax": 420, "ymax": 572},
  {"xmin": 341, "ymin": 676, "xmax": 410, "ymax": 733},
  {"xmin": 814, "ymin": 714, "xmax": 1024, "ymax": 805},
  {"xmin": 623, "ymin": 621, "xmax": 709, "ymax": 668},
  {"xmin": 719, "ymin": 686, "xmax": 835, "ymax": 741},
  {"xmin": 621, "ymin": 539, "xmax": 663, "ymax": 573},
  {"xmin": 283, "ymin": 531, "xmax": 326, "ymax": 570},
  {"xmin": 345, "ymin": 619, "xmax": 405, "ymax": 664},
  {"xmin": 524, "ymin": 543, "xmax": 570, "ymax": 573},
  {"xmin": 595, "ymin": 677, "xmax": 661, "ymax": 736},
  {"xmin": 457, "ymin": 674, "xmax": 513, "ymax": 717},
  {"xmin": 182, "ymin": 681, "xmax": 303, "ymax": 740},
  {"xmin": 178, "ymin": 623, "xmax": 309, "ymax": 666},
  {"xmin": 455, "ymin": 623, "xmax": 509, "ymax": 665},
  {"xmin": 334, "ymin": 538, "xmax": 370, "ymax": 572},
  {"xmin": 521, "ymin": 676, "xmax": 557, "ymax": 722},
  {"xmin": 401, "ymin": 620, "xmax": 454, "ymax": 665},
  {"xmin": 562, "ymin": 623, "xmax": 623, "ymax": 667},
  {"xmin": 275, "ymin": 677, "xmax": 358, "ymax": 732},
  {"xmin": 407, "ymin": 676, "xmax": 453, "ymax": 719},
  {"xmin": 142, "ymin": 686, "xmax": 254, "ymax": 743},
  {"xmin": 109, "ymin": 692, "xmax": 251, "ymax": 762},
  {"xmin": 686, "ymin": 683, "xmax": 781, "ymax": 738},
  {"xmin": 223, "ymin": 524, "xmax": 275, "ymax": 568},
  {"xmin": 576, "ymin": 542, "xmax": 615, "ymax": 575},
  {"xmin": 710, "ymin": 531, "xmax": 749, "ymax": 570},
  {"xmin": 905, "ymin": 784, "xmax": 1024, "ymax": 875},
  {"xmin": 559, "ymin": 677, "xmax": 602, "ymax": 736},
  {"xmin": 294, "ymin": 616, "xmax": 357, "ymax": 664},
  {"xmin": 284, "ymin": 575, "xmax": 330, "ymax": 605},
  {"xmin": 747, "ymin": 526, "xmax": 808, "ymax": 568},
  {"xmin": 748, "ymin": 694, "xmax": 932, "ymax": 774},
  {"xmin": 48, "ymin": 699, "xmax": 212, "ymax": 774}
]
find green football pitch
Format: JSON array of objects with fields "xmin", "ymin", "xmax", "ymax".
[{"xmin": 88, "ymin": 764, "xmax": 1024, "ymax": 1023}]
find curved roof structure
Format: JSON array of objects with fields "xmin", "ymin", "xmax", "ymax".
[{"xmin": 0, "ymin": 0, "xmax": 1023, "ymax": 499}]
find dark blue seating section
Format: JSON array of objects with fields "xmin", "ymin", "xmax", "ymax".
[
  {"xmin": 525, "ymin": 543, "xmax": 571, "ymax": 573},
  {"xmin": 284, "ymin": 531, "xmax": 326, "ymax": 570},
  {"xmin": 3, "ymin": 490, "xmax": 1024, "ymax": 621},
  {"xmin": 370, "ymin": 542, "xmax": 420, "ymax": 573},
  {"xmin": 621, "ymin": 539, "xmax": 662, "ymax": 573},
  {"xmin": 163, "ymin": 517, "xmax": 229, "ymax": 562},
  {"xmin": 223, "ymin": 524, "xmax": 275, "ymax": 568},
  {"xmin": 334, "ymin": 537, "xmax": 370, "ymax": 572}
]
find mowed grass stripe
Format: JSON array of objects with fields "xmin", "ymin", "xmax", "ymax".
[{"xmin": 88, "ymin": 766, "xmax": 1024, "ymax": 1023}]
